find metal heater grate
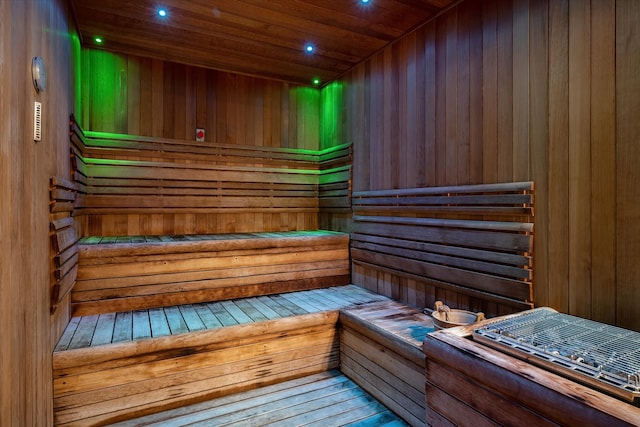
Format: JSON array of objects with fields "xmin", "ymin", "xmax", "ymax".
[{"xmin": 473, "ymin": 307, "xmax": 640, "ymax": 405}]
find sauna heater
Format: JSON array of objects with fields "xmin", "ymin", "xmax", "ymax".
[{"xmin": 473, "ymin": 307, "xmax": 640, "ymax": 406}]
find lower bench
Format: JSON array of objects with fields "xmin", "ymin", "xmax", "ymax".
[
  {"xmin": 339, "ymin": 300, "xmax": 434, "ymax": 427},
  {"xmin": 53, "ymin": 286, "xmax": 388, "ymax": 426},
  {"xmin": 73, "ymin": 230, "xmax": 350, "ymax": 316}
]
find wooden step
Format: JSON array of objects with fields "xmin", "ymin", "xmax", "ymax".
[
  {"xmin": 53, "ymin": 286, "xmax": 388, "ymax": 426},
  {"xmin": 106, "ymin": 370, "xmax": 408, "ymax": 427},
  {"xmin": 73, "ymin": 231, "xmax": 350, "ymax": 316},
  {"xmin": 340, "ymin": 300, "xmax": 435, "ymax": 427}
]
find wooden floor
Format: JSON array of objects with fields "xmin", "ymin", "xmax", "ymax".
[
  {"xmin": 55, "ymin": 285, "xmax": 388, "ymax": 351},
  {"xmin": 107, "ymin": 370, "xmax": 409, "ymax": 427}
]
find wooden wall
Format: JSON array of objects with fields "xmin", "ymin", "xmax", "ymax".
[
  {"xmin": 78, "ymin": 49, "xmax": 320, "ymax": 150},
  {"xmin": 0, "ymin": 0, "xmax": 75, "ymax": 425},
  {"xmin": 341, "ymin": 0, "xmax": 640, "ymax": 331}
]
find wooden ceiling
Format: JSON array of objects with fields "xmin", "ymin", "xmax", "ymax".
[{"xmin": 70, "ymin": 0, "xmax": 456, "ymax": 86}]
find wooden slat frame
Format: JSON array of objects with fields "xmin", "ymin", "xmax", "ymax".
[
  {"xmin": 350, "ymin": 182, "xmax": 534, "ymax": 316},
  {"xmin": 50, "ymin": 176, "xmax": 80, "ymax": 314},
  {"xmin": 69, "ymin": 117, "xmax": 353, "ymax": 227}
]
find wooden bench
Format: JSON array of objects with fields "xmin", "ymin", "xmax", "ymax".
[
  {"xmin": 340, "ymin": 300, "xmax": 433, "ymax": 427},
  {"xmin": 424, "ymin": 323, "xmax": 640, "ymax": 427},
  {"xmin": 73, "ymin": 231, "xmax": 350, "ymax": 316},
  {"xmin": 53, "ymin": 286, "xmax": 388, "ymax": 426},
  {"xmin": 351, "ymin": 182, "xmax": 534, "ymax": 318},
  {"xmin": 69, "ymin": 118, "xmax": 352, "ymax": 237}
]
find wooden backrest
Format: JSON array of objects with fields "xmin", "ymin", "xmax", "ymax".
[
  {"xmin": 49, "ymin": 176, "xmax": 80, "ymax": 314},
  {"xmin": 68, "ymin": 117, "xmax": 352, "ymax": 236},
  {"xmin": 351, "ymin": 182, "xmax": 534, "ymax": 317}
]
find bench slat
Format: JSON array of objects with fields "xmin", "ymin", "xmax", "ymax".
[
  {"xmin": 83, "ymin": 164, "xmax": 319, "ymax": 185},
  {"xmin": 76, "ymin": 195, "xmax": 318, "ymax": 209}
]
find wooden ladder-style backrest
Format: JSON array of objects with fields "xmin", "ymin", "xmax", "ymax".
[{"xmin": 351, "ymin": 182, "xmax": 534, "ymax": 317}]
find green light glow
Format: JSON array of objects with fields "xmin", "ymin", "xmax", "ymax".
[
  {"xmin": 320, "ymin": 81, "xmax": 344, "ymax": 150},
  {"xmin": 71, "ymin": 32, "xmax": 83, "ymax": 123}
]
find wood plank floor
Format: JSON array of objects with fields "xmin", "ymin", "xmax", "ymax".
[
  {"xmin": 107, "ymin": 370, "xmax": 409, "ymax": 427},
  {"xmin": 55, "ymin": 285, "xmax": 389, "ymax": 351}
]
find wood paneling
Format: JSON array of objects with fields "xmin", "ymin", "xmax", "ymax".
[
  {"xmin": 616, "ymin": 0, "xmax": 640, "ymax": 331},
  {"xmin": 69, "ymin": 0, "xmax": 456, "ymax": 85},
  {"xmin": 343, "ymin": 0, "xmax": 638, "ymax": 330},
  {"xmin": 0, "ymin": 0, "xmax": 75, "ymax": 425},
  {"xmin": 79, "ymin": 49, "xmax": 321, "ymax": 148}
]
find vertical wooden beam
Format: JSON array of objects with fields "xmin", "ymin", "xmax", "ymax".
[
  {"xmin": 529, "ymin": 0, "xmax": 549, "ymax": 308},
  {"xmin": 590, "ymin": 0, "xmax": 616, "ymax": 325},
  {"xmin": 457, "ymin": 2, "xmax": 471, "ymax": 185},
  {"xmin": 497, "ymin": 0, "xmax": 514, "ymax": 183},
  {"xmin": 445, "ymin": 8, "xmax": 458, "ymax": 186},
  {"xmin": 424, "ymin": 20, "xmax": 437, "ymax": 187},
  {"xmin": 547, "ymin": 0, "xmax": 570, "ymax": 313},
  {"xmin": 512, "ymin": 0, "xmax": 530, "ymax": 182},
  {"xmin": 435, "ymin": 12, "xmax": 448, "ymax": 185},
  {"xmin": 468, "ymin": 0, "xmax": 484, "ymax": 184},
  {"xmin": 568, "ymin": 0, "xmax": 592, "ymax": 318},
  {"xmin": 482, "ymin": 0, "xmax": 498, "ymax": 183},
  {"xmin": 414, "ymin": 26, "xmax": 427, "ymax": 188},
  {"xmin": 615, "ymin": 0, "xmax": 640, "ymax": 330}
]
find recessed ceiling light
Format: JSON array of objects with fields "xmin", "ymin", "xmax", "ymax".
[
  {"xmin": 305, "ymin": 44, "xmax": 314, "ymax": 53},
  {"xmin": 312, "ymin": 78, "xmax": 320, "ymax": 85},
  {"xmin": 94, "ymin": 37, "xmax": 103, "ymax": 44},
  {"xmin": 361, "ymin": 0, "xmax": 370, "ymax": 3},
  {"xmin": 158, "ymin": 8, "xmax": 167, "ymax": 17}
]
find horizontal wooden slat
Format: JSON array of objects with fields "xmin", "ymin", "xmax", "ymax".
[
  {"xmin": 51, "ymin": 175, "xmax": 78, "ymax": 192},
  {"xmin": 50, "ymin": 216, "xmax": 75, "ymax": 232},
  {"xmin": 74, "ymin": 259, "xmax": 348, "ymax": 291},
  {"xmin": 353, "ymin": 193, "xmax": 532, "ymax": 206},
  {"xmin": 50, "ymin": 225, "xmax": 79, "ymax": 255},
  {"xmin": 353, "ymin": 215, "xmax": 534, "ymax": 233},
  {"xmin": 353, "ymin": 181, "xmax": 534, "ymax": 198},
  {"xmin": 82, "ymin": 163, "xmax": 319, "ymax": 185}
]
